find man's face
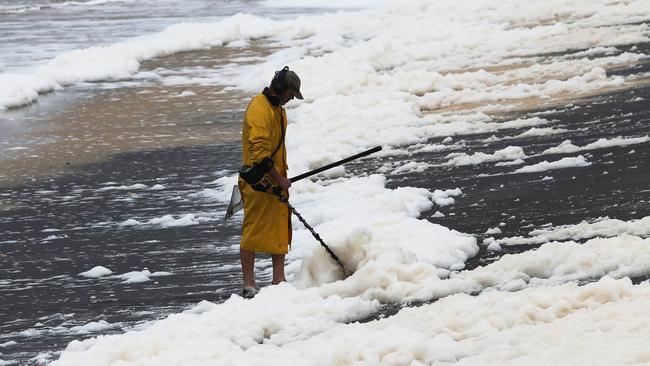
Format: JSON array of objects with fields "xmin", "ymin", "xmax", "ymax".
[{"xmin": 279, "ymin": 90, "xmax": 296, "ymax": 106}]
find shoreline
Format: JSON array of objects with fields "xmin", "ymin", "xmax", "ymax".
[
  {"xmin": 2, "ymin": 38, "xmax": 648, "ymax": 189},
  {"xmin": 0, "ymin": 45, "xmax": 279, "ymax": 189}
]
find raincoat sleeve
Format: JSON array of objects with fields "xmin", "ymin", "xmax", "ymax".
[{"xmin": 245, "ymin": 101, "xmax": 273, "ymax": 164}]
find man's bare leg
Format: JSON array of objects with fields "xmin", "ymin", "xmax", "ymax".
[
  {"xmin": 271, "ymin": 254, "xmax": 286, "ymax": 285},
  {"xmin": 240, "ymin": 248, "xmax": 256, "ymax": 288}
]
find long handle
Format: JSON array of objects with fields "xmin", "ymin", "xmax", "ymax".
[
  {"xmin": 289, "ymin": 146, "xmax": 382, "ymax": 183},
  {"xmin": 274, "ymin": 188, "xmax": 348, "ymax": 275}
]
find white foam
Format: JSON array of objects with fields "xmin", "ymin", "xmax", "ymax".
[
  {"xmin": 194, "ymin": 175, "xmax": 239, "ymax": 202},
  {"xmin": 119, "ymin": 213, "xmax": 211, "ymax": 228},
  {"xmin": 514, "ymin": 127, "xmax": 569, "ymax": 138},
  {"xmin": 260, "ymin": 0, "xmax": 385, "ymax": 8},
  {"xmin": 281, "ymin": 175, "xmax": 477, "ymax": 301},
  {"xmin": 42, "ymin": 228, "xmax": 62, "ymax": 233},
  {"xmin": 115, "ymin": 270, "xmax": 172, "ymax": 284},
  {"xmin": 486, "ymin": 239, "xmax": 502, "ymax": 251},
  {"xmin": 391, "ymin": 161, "xmax": 430, "ymax": 174},
  {"xmin": 543, "ymin": 136, "xmax": 650, "ymax": 155},
  {"xmin": 147, "ymin": 214, "xmax": 200, "ymax": 227},
  {"xmin": 444, "ymin": 146, "xmax": 526, "ymax": 166},
  {"xmin": 459, "ymin": 235, "xmax": 650, "ymax": 288},
  {"xmin": 495, "ymin": 158, "xmax": 525, "ymax": 166},
  {"xmin": 0, "ymin": 341, "xmax": 16, "ymax": 349},
  {"xmin": 119, "ymin": 271, "xmax": 151, "ymax": 284},
  {"xmin": 78, "ymin": 266, "xmax": 113, "ymax": 278},
  {"xmin": 431, "ymin": 188, "xmax": 463, "ymax": 207},
  {"xmin": 515, "ymin": 155, "xmax": 591, "ymax": 173},
  {"xmin": 43, "ymin": 234, "xmax": 68, "ymax": 241},
  {"xmin": 542, "ymin": 139, "xmax": 581, "ymax": 154},
  {"xmin": 530, "ymin": 216, "xmax": 650, "ymax": 240},
  {"xmin": 173, "ymin": 90, "xmax": 196, "ymax": 97},
  {"xmin": 69, "ymin": 321, "xmax": 117, "ymax": 335},
  {"xmin": 0, "ymin": 5, "xmax": 42, "ymax": 14},
  {"xmin": 57, "ymin": 0, "xmax": 138, "ymax": 7},
  {"xmin": 52, "ymin": 284, "xmax": 378, "ymax": 366},
  {"xmin": 293, "ymin": 278, "xmax": 650, "ymax": 365},
  {"xmin": 98, "ymin": 184, "xmax": 149, "ymax": 192},
  {"xmin": 489, "ymin": 216, "xmax": 650, "ymax": 247},
  {"xmin": 52, "ymin": 250, "xmax": 650, "ymax": 365},
  {"xmin": 119, "ymin": 218, "xmax": 142, "ymax": 227}
]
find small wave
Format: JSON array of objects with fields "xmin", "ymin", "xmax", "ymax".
[
  {"xmin": 55, "ymin": 0, "xmax": 131, "ymax": 6},
  {"xmin": 0, "ymin": 0, "xmax": 134, "ymax": 14},
  {"xmin": 0, "ymin": 5, "xmax": 46, "ymax": 14},
  {"xmin": 0, "ymin": 12, "xmax": 282, "ymax": 111}
]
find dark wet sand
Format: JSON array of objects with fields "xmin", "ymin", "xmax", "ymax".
[{"xmin": 1, "ymin": 43, "xmax": 650, "ymax": 364}]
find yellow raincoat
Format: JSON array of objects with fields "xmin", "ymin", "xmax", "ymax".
[{"xmin": 238, "ymin": 93, "xmax": 291, "ymax": 254}]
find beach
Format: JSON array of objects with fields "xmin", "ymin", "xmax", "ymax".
[
  {"xmin": 2, "ymin": 1, "xmax": 650, "ymax": 365},
  {"xmin": 0, "ymin": 45, "xmax": 277, "ymax": 188}
]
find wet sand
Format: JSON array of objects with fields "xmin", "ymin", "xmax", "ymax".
[
  {"xmin": 430, "ymin": 51, "xmax": 650, "ymax": 115},
  {"xmin": 0, "ymin": 44, "xmax": 279, "ymax": 188},
  {"xmin": 1, "ymin": 43, "xmax": 650, "ymax": 364}
]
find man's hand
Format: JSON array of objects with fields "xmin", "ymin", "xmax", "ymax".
[
  {"xmin": 276, "ymin": 175, "xmax": 292, "ymax": 190},
  {"xmin": 269, "ymin": 168, "xmax": 291, "ymax": 190}
]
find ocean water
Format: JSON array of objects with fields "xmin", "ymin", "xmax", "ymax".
[
  {"xmin": 0, "ymin": 0, "xmax": 354, "ymax": 110},
  {"xmin": 0, "ymin": 0, "xmax": 330, "ymax": 73},
  {"xmin": 1, "ymin": 0, "xmax": 242, "ymax": 72},
  {"xmin": 1, "ymin": 0, "xmax": 650, "ymax": 365}
]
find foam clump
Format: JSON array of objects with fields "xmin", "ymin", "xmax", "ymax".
[{"xmin": 78, "ymin": 266, "xmax": 113, "ymax": 278}]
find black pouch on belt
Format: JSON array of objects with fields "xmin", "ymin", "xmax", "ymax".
[{"xmin": 239, "ymin": 157, "xmax": 274, "ymax": 192}]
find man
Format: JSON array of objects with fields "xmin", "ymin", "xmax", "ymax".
[{"xmin": 238, "ymin": 66, "xmax": 303, "ymax": 298}]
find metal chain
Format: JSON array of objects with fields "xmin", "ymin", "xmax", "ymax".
[{"xmin": 274, "ymin": 190, "xmax": 347, "ymax": 274}]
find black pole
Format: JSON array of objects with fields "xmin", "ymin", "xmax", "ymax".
[
  {"xmin": 273, "ymin": 188, "xmax": 347, "ymax": 275},
  {"xmin": 289, "ymin": 146, "xmax": 382, "ymax": 183}
]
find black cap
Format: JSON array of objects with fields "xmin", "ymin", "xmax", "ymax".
[{"xmin": 284, "ymin": 70, "xmax": 303, "ymax": 100}]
